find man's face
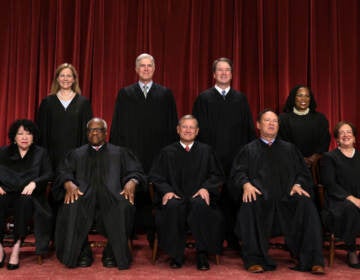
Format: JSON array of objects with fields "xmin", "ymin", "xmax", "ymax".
[
  {"xmin": 136, "ymin": 58, "xmax": 155, "ymax": 83},
  {"xmin": 213, "ymin": 61, "xmax": 232, "ymax": 86},
  {"xmin": 256, "ymin": 111, "xmax": 279, "ymax": 139},
  {"xmin": 87, "ymin": 120, "xmax": 107, "ymax": 146},
  {"xmin": 177, "ymin": 119, "xmax": 199, "ymax": 143}
]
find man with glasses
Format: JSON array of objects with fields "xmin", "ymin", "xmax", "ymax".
[{"xmin": 53, "ymin": 118, "xmax": 145, "ymax": 270}]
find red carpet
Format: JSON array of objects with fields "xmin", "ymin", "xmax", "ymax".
[{"xmin": 1, "ymin": 235, "xmax": 358, "ymax": 279}]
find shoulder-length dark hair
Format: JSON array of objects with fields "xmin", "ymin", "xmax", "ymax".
[
  {"xmin": 8, "ymin": 119, "xmax": 40, "ymax": 144},
  {"xmin": 283, "ymin": 85, "xmax": 317, "ymax": 113}
]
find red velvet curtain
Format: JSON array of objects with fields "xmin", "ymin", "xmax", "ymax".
[{"xmin": 0, "ymin": 0, "xmax": 359, "ymax": 147}]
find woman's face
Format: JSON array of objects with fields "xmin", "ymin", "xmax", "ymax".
[
  {"xmin": 57, "ymin": 68, "xmax": 75, "ymax": 91},
  {"xmin": 337, "ymin": 124, "xmax": 355, "ymax": 148},
  {"xmin": 294, "ymin": 87, "xmax": 311, "ymax": 111},
  {"xmin": 15, "ymin": 126, "xmax": 33, "ymax": 152}
]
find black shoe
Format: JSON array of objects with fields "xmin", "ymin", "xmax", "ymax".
[
  {"xmin": 102, "ymin": 256, "xmax": 116, "ymax": 268},
  {"xmin": 7, "ymin": 262, "xmax": 19, "ymax": 270},
  {"xmin": 0, "ymin": 251, "xmax": 5, "ymax": 268},
  {"xmin": 169, "ymin": 258, "xmax": 182, "ymax": 269},
  {"xmin": 77, "ymin": 253, "xmax": 93, "ymax": 267},
  {"xmin": 196, "ymin": 253, "xmax": 210, "ymax": 271}
]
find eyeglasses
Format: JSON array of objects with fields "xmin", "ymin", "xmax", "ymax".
[{"xmin": 87, "ymin": 128, "xmax": 105, "ymax": 133}]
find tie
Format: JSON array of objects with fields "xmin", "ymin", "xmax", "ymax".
[
  {"xmin": 143, "ymin": 85, "xmax": 148, "ymax": 98},
  {"xmin": 268, "ymin": 142, "xmax": 272, "ymax": 147},
  {"xmin": 221, "ymin": 90, "xmax": 226, "ymax": 99},
  {"xmin": 185, "ymin": 145, "xmax": 190, "ymax": 152}
]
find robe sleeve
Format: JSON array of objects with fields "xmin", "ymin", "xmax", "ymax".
[
  {"xmin": 199, "ymin": 148, "xmax": 224, "ymax": 196},
  {"xmin": 120, "ymin": 148, "xmax": 146, "ymax": 189},
  {"xmin": 31, "ymin": 149, "xmax": 53, "ymax": 194},
  {"xmin": 315, "ymin": 114, "xmax": 330, "ymax": 154},
  {"xmin": 79, "ymin": 98, "xmax": 93, "ymax": 145},
  {"xmin": 149, "ymin": 151, "xmax": 175, "ymax": 197},
  {"xmin": 229, "ymin": 145, "xmax": 251, "ymax": 201},
  {"xmin": 166, "ymin": 89, "xmax": 179, "ymax": 143},
  {"xmin": 320, "ymin": 153, "xmax": 350, "ymax": 200},
  {"xmin": 36, "ymin": 98, "xmax": 49, "ymax": 148},
  {"xmin": 52, "ymin": 150, "xmax": 79, "ymax": 201},
  {"xmin": 291, "ymin": 145, "xmax": 314, "ymax": 194},
  {"xmin": 109, "ymin": 89, "xmax": 126, "ymax": 146}
]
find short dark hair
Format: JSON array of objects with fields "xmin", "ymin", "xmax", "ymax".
[
  {"xmin": 283, "ymin": 85, "xmax": 317, "ymax": 113},
  {"xmin": 212, "ymin": 57, "xmax": 233, "ymax": 73},
  {"xmin": 257, "ymin": 108, "xmax": 278, "ymax": 122},
  {"xmin": 8, "ymin": 119, "xmax": 40, "ymax": 144},
  {"xmin": 333, "ymin": 121, "xmax": 357, "ymax": 139}
]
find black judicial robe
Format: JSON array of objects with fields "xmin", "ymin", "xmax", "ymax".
[
  {"xmin": 37, "ymin": 94, "xmax": 93, "ymax": 169},
  {"xmin": 0, "ymin": 145, "xmax": 53, "ymax": 254},
  {"xmin": 149, "ymin": 142, "xmax": 225, "ymax": 259},
  {"xmin": 192, "ymin": 87, "xmax": 255, "ymax": 174},
  {"xmin": 53, "ymin": 143, "xmax": 145, "ymax": 269},
  {"xmin": 230, "ymin": 139, "xmax": 324, "ymax": 270},
  {"xmin": 320, "ymin": 149, "xmax": 360, "ymax": 245},
  {"xmin": 110, "ymin": 83, "xmax": 178, "ymax": 173},
  {"xmin": 278, "ymin": 112, "xmax": 330, "ymax": 157}
]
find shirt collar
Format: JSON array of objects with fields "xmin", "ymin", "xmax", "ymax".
[
  {"xmin": 138, "ymin": 81, "xmax": 153, "ymax": 90},
  {"xmin": 179, "ymin": 141, "xmax": 194, "ymax": 149},
  {"xmin": 214, "ymin": 85, "xmax": 230, "ymax": 95}
]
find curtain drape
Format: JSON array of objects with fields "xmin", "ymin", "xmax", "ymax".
[{"xmin": 0, "ymin": 0, "xmax": 359, "ymax": 147}]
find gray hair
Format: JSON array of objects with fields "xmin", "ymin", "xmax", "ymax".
[
  {"xmin": 135, "ymin": 53, "xmax": 155, "ymax": 68},
  {"xmin": 86, "ymin": 117, "xmax": 108, "ymax": 130},
  {"xmin": 178, "ymin": 114, "xmax": 199, "ymax": 128}
]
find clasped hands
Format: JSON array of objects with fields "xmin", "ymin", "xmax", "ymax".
[
  {"xmin": 0, "ymin": 182, "xmax": 36, "ymax": 196},
  {"xmin": 162, "ymin": 188, "xmax": 210, "ymax": 206},
  {"xmin": 242, "ymin": 182, "xmax": 310, "ymax": 203}
]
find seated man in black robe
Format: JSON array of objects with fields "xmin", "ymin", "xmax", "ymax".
[
  {"xmin": 230, "ymin": 109, "xmax": 325, "ymax": 274},
  {"xmin": 149, "ymin": 115, "xmax": 224, "ymax": 270},
  {"xmin": 53, "ymin": 117, "xmax": 145, "ymax": 270}
]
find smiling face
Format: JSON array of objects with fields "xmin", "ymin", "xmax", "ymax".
[
  {"xmin": 87, "ymin": 120, "xmax": 107, "ymax": 146},
  {"xmin": 294, "ymin": 87, "xmax": 311, "ymax": 111},
  {"xmin": 257, "ymin": 111, "xmax": 279, "ymax": 140},
  {"xmin": 177, "ymin": 118, "xmax": 199, "ymax": 144},
  {"xmin": 213, "ymin": 61, "xmax": 232, "ymax": 87},
  {"xmin": 57, "ymin": 67, "xmax": 75, "ymax": 91},
  {"xmin": 337, "ymin": 124, "xmax": 355, "ymax": 148},
  {"xmin": 15, "ymin": 126, "xmax": 33, "ymax": 152},
  {"xmin": 136, "ymin": 58, "xmax": 155, "ymax": 83}
]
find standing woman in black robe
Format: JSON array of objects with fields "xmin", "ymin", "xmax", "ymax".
[
  {"xmin": 0, "ymin": 119, "xmax": 53, "ymax": 270},
  {"xmin": 37, "ymin": 63, "xmax": 93, "ymax": 170},
  {"xmin": 320, "ymin": 121, "xmax": 360, "ymax": 268},
  {"xmin": 279, "ymin": 85, "xmax": 330, "ymax": 168}
]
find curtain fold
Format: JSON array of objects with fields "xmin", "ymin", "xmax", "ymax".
[{"xmin": 0, "ymin": 0, "xmax": 359, "ymax": 148}]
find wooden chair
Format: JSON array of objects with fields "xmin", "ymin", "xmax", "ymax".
[
  {"xmin": 148, "ymin": 183, "xmax": 220, "ymax": 265},
  {"xmin": 316, "ymin": 162, "xmax": 360, "ymax": 266}
]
